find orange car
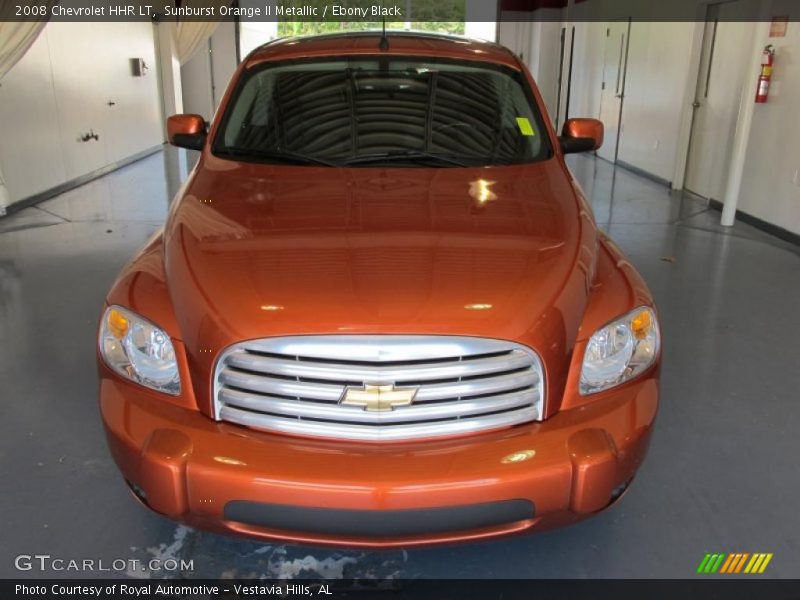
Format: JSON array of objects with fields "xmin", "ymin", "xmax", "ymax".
[{"xmin": 97, "ymin": 32, "xmax": 660, "ymax": 547}]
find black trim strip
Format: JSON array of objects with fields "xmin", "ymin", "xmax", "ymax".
[
  {"xmin": 224, "ymin": 499, "xmax": 535, "ymax": 537},
  {"xmin": 615, "ymin": 159, "xmax": 672, "ymax": 188},
  {"xmin": 1, "ymin": 145, "xmax": 163, "ymax": 217},
  {"xmin": 707, "ymin": 199, "xmax": 800, "ymax": 247}
]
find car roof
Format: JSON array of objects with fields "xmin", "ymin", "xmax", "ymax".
[{"xmin": 243, "ymin": 31, "xmax": 520, "ymax": 70}]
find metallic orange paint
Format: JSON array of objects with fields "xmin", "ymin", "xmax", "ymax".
[
  {"xmin": 167, "ymin": 114, "xmax": 205, "ymax": 141},
  {"xmin": 98, "ymin": 33, "xmax": 660, "ymax": 547},
  {"xmin": 562, "ymin": 118, "xmax": 605, "ymax": 151}
]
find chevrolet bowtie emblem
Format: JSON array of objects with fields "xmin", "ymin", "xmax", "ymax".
[{"xmin": 340, "ymin": 383, "xmax": 418, "ymax": 412}]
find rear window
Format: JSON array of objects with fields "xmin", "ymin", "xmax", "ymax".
[{"xmin": 213, "ymin": 56, "xmax": 552, "ymax": 168}]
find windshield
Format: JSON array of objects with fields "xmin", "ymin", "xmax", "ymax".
[{"xmin": 213, "ymin": 56, "xmax": 552, "ymax": 168}]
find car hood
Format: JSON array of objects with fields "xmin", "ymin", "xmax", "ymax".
[{"xmin": 164, "ymin": 155, "xmax": 597, "ymax": 409}]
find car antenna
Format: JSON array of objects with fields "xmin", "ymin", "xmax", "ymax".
[{"xmin": 379, "ymin": 18, "xmax": 390, "ymax": 51}]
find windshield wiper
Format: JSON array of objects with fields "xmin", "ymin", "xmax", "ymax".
[
  {"xmin": 215, "ymin": 146, "xmax": 336, "ymax": 167},
  {"xmin": 343, "ymin": 150, "xmax": 470, "ymax": 167}
]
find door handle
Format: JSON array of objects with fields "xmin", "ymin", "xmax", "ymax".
[
  {"xmin": 692, "ymin": 101, "xmax": 701, "ymax": 108},
  {"xmin": 107, "ymin": 101, "xmax": 116, "ymax": 106},
  {"xmin": 615, "ymin": 34, "xmax": 625, "ymax": 95},
  {"xmin": 79, "ymin": 130, "xmax": 99, "ymax": 142}
]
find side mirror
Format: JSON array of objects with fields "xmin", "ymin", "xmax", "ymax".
[
  {"xmin": 167, "ymin": 114, "xmax": 207, "ymax": 150},
  {"xmin": 559, "ymin": 118, "xmax": 604, "ymax": 154}
]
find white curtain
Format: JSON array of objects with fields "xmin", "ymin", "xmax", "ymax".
[
  {"xmin": 174, "ymin": 21, "xmax": 220, "ymax": 65},
  {"xmin": 0, "ymin": 165, "xmax": 9, "ymax": 215},
  {"xmin": 0, "ymin": 15, "xmax": 55, "ymax": 214},
  {"xmin": 171, "ymin": 1, "xmax": 227, "ymax": 65},
  {"xmin": 0, "ymin": 22, "xmax": 50, "ymax": 79}
]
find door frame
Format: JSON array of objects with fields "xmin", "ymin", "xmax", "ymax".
[
  {"xmin": 682, "ymin": 13, "xmax": 721, "ymax": 198},
  {"xmin": 672, "ymin": 0, "xmax": 745, "ymax": 190},
  {"xmin": 597, "ymin": 17, "xmax": 631, "ymax": 163},
  {"xmin": 554, "ymin": 25, "xmax": 576, "ymax": 132},
  {"xmin": 672, "ymin": 20, "xmax": 707, "ymax": 191}
]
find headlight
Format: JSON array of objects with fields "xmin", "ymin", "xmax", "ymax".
[
  {"xmin": 580, "ymin": 306, "xmax": 659, "ymax": 395},
  {"xmin": 99, "ymin": 305, "xmax": 180, "ymax": 395}
]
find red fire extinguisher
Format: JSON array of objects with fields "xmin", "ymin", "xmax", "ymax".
[{"xmin": 755, "ymin": 44, "xmax": 775, "ymax": 103}]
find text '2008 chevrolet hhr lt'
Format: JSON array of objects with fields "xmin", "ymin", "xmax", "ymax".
[{"xmin": 97, "ymin": 32, "xmax": 661, "ymax": 547}]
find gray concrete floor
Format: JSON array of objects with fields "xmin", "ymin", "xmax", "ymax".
[{"xmin": 1, "ymin": 148, "xmax": 798, "ymax": 579}]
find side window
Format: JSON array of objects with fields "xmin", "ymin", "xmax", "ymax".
[{"xmin": 223, "ymin": 75, "xmax": 275, "ymax": 147}]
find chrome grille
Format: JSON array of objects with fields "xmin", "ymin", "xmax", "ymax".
[{"xmin": 213, "ymin": 336, "xmax": 544, "ymax": 442}]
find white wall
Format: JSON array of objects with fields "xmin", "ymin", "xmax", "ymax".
[
  {"xmin": 566, "ymin": 3, "xmax": 800, "ymax": 235},
  {"xmin": 181, "ymin": 42, "xmax": 214, "ymax": 120},
  {"xmin": 565, "ymin": 21, "xmax": 605, "ymax": 119},
  {"xmin": 0, "ymin": 30, "xmax": 66, "ymax": 202},
  {"xmin": 155, "ymin": 21, "xmax": 184, "ymax": 139},
  {"xmin": 180, "ymin": 21, "xmax": 239, "ymax": 121},
  {"xmin": 239, "ymin": 20, "xmax": 278, "ymax": 58},
  {"xmin": 498, "ymin": 18, "xmax": 533, "ymax": 63},
  {"xmin": 738, "ymin": 0, "xmax": 800, "ymax": 235},
  {"xmin": 498, "ymin": 12, "xmax": 565, "ymax": 123},
  {"xmin": 0, "ymin": 22, "xmax": 162, "ymax": 206},
  {"xmin": 559, "ymin": 21, "xmax": 695, "ymax": 181},
  {"xmin": 499, "ymin": 10, "xmax": 800, "ymax": 235},
  {"xmin": 464, "ymin": 20, "xmax": 498, "ymax": 42},
  {"xmin": 527, "ymin": 15, "xmax": 565, "ymax": 120},
  {"xmin": 238, "ymin": 0, "xmax": 278, "ymax": 58},
  {"xmin": 464, "ymin": 0, "xmax": 498, "ymax": 41},
  {"xmin": 615, "ymin": 22, "xmax": 695, "ymax": 182},
  {"xmin": 210, "ymin": 21, "xmax": 239, "ymax": 109}
]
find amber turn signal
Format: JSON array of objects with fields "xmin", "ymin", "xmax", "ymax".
[
  {"xmin": 631, "ymin": 309, "xmax": 653, "ymax": 340},
  {"xmin": 106, "ymin": 308, "xmax": 130, "ymax": 339}
]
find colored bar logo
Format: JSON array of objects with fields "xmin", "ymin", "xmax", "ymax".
[{"xmin": 697, "ymin": 553, "xmax": 773, "ymax": 574}]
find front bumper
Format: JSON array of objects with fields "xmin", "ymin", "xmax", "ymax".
[{"xmin": 100, "ymin": 374, "xmax": 658, "ymax": 548}]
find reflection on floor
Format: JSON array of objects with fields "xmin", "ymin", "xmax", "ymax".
[{"xmin": 0, "ymin": 148, "xmax": 798, "ymax": 579}]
